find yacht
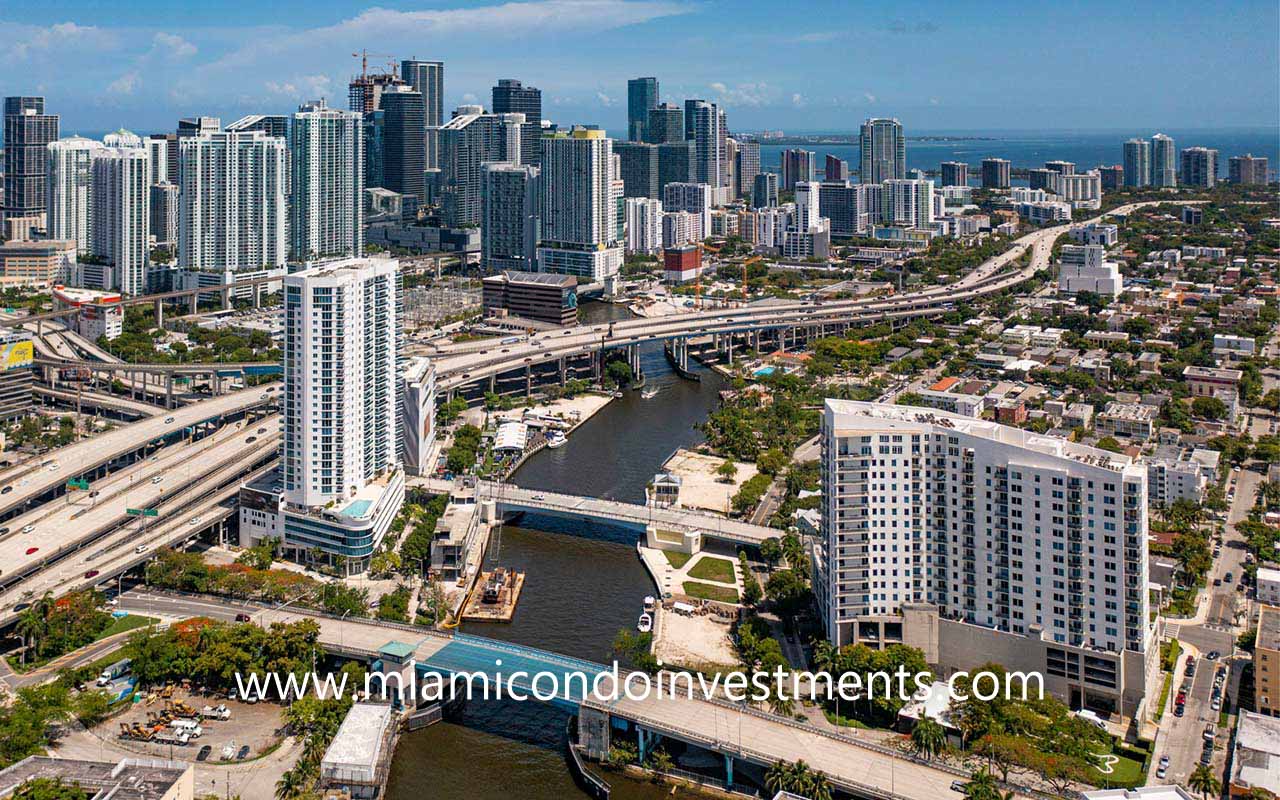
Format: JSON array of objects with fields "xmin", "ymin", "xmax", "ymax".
[{"xmin": 545, "ymin": 431, "xmax": 567, "ymax": 449}]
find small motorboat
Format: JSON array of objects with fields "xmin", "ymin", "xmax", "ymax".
[
  {"xmin": 545, "ymin": 431, "xmax": 567, "ymax": 449},
  {"xmin": 641, "ymin": 387, "xmax": 659, "ymax": 399},
  {"xmin": 643, "ymin": 595, "xmax": 656, "ymax": 611},
  {"xmin": 636, "ymin": 613, "xmax": 653, "ymax": 633}
]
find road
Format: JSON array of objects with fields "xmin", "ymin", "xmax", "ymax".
[
  {"xmin": 0, "ymin": 383, "xmax": 277, "ymax": 519},
  {"xmin": 117, "ymin": 590, "xmax": 1050, "ymax": 800}
]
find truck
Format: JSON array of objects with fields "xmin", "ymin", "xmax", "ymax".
[
  {"xmin": 171, "ymin": 719, "xmax": 203, "ymax": 737},
  {"xmin": 97, "ymin": 658, "xmax": 131, "ymax": 686},
  {"xmin": 201, "ymin": 704, "xmax": 232, "ymax": 720}
]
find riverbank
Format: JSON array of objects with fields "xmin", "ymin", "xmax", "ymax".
[{"xmin": 660, "ymin": 449, "xmax": 758, "ymax": 513}]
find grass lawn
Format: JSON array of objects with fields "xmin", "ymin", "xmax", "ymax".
[
  {"xmin": 687, "ymin": 555, "xmax": 736, "ymax": 583},
  {"xmin": 1154, "ymin": 672, "xmax": 1173, "ymax": 723},
  {"xmin": 664, "ymin": 551, "xmax": 693, "ymax": 569},
  {"xmin": 1088, "ymin": 744, "xmax": 1147, "ymax": 788},
  {"xmin": 682, "ymin": 581, "xmax": 740, "ymax": 603}
]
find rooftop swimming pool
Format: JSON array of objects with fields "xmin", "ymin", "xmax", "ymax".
[{"xmin": 343, "ymin": 498, "xmax": 374, "ymax": 518}]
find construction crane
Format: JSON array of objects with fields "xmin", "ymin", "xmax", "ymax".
[{"xmin": 352, "ymin": 50, "xmax": 396, "ymax": 80}]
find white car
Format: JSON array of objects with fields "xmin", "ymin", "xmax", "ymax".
[
  {"xmin": 21, "ymin": 525, "xmax": 34, "ymax": 534},
  {"xmin": 135, "ymin": 544, "xmax": 148, "ymax": 554},
  {"xmin": 188, "ymin": 517, "xmax": 202, "ymax": 526}
]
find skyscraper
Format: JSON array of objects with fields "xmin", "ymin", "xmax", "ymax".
[
  {"xmin": 289, "ymin": 100, "xmax": 364, "ymax": 265},
  {"xmin": 825, "ymin": 155, "xmax": 849, "ymax": 182},
  {"xmin": 627, "ymin": 78, "xmax": 658, "ymax": 141},
  {"xmin": 3, "ymin": 97, "xmax": 59, "ymax": 224},
  {"xmin": 177, "ymin": 130, "xmax": 287, "ymax": 274},
  {"xmin": 349, "ymin": 72, "xmax": 407, "ymax": 115},
  {"xmin": 981, "ymin": 157, "xmax": 1011, "ymax": 189},
  {"xmin": 752, "ymin": 173, "xmax": 779, "ymax": 209},
  {"xmin": 1151, "ymin": 134, "xmax": 1177, "ymax": 187},
  {"xmin": 614, "ymin": 142, "xmax": 660, "ymax": 199},
  {"xmin": 623, "ymin": 197, "xmax": 662, "ymax": 254},
  {"xmin": 46, "ymin": 137, "xmax": 104, "ymax": 253},
  {"xmin": 939, "ymin": 161, "xmax": 968, "ymax": 187},
  {"xmin": 859, "ymin": 118, "xmax": 905, "ymax": 184},
  {"xmin": 537, "ymin": 127, "xmax": 622, "ymax": 283},
  {"xmin": 226, "ymin": 114, "xmax": 289, "ymax": 139},
  {"xmin": 150, "ymin": 183, "xmax": 178, "ymax": 250},
  {"xmin": 1122, "ymin": 139, "xmax": 1151, "ymax": 187},
  {"xmin": 492, "ymin": 79, "xmax": 543, "ymax": 165},
  {"xmin": 735, "ymin": 141, "xmax": 761, "ymax": 200},
  {"xmin": 439, "ymin": 106, "xmax": 524, "ymax": 226},
  {"xmin": 656, "ymin": 141, "xmax": 694, "ymax": 196},
  {"xmin": 687, "ymin": 100, "xmax": 725, "ymax": 189},
  {"xmin": 879, "ymin": 178, "xmax": 934, "ymax": 229},
  {"xmin": 400, "ymin": 60, "xmax": 444, "ymax": 169},
  {"xmin": 1044, "ymin": 160, "xmax": 1075, "ymax": 175},
  {"xmin": 663, "ymin": 182, "xmax": 712, "ymax": 241},
  {"xmin": 91, "ymin": 147, "xmax": 151, "ymax": 295},
  {"xmin": 817, "ymin": 400, "xmax": 1152, "ymax": 715},
  {"xmin": 1180, "ymin": 147, "xmax": 1218, "ymax": 187},
  {"xmin": 644, "ymin": 103, "xmax": 683, "ymax": 144},
  {"xmin": 1229, "ymin": 154, "xmax": 1269, "ymax": 184},
  {"xmin": 380, "ymin": 86, "xmax": 427, "ymax": 203},
  {"xmin": 146, "ymin": 136, "xmax": 174, "ymax": 184},
  {"xmin": 281, "ymin": 257, "xmax": 403, "ymax": 575},
  {"xmin": 780, "ymin": 149, "xmax": 816, "ymax": 192},
  {"xmin": 481, "ymin": 162, "xmax": 541, "ymax": 272}
]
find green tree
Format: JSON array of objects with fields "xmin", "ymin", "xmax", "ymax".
[
  {"xmin": 1187, "ymin": 764, "xmax": 1221, "ymax": 800},
  {"xmin": 12, "ymin": 778, "xmax": 89, "ymax": 800},
  {"xmin": 716, "ymin": 459, "xmax": 739, "ymax": 483},
  {"xmin": 1096, "ymin": 436, "xmax": 1125, "ymax": 453},
  {"xmin": 963, "ymin": 767, "xmax": 1000, "ymax": 800},
  {"xmin": 909, "ymin": 717, "xmax": 947, "ymax": 761},
  {"xmin": 1191, "ymin": 395, "xmax": 1228, "ymax": 420}
]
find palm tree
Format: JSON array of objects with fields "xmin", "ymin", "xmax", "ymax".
[
  {"xmin": 1187, "ymin": 764, "xmax": 1220, "ymax": 800},
  {"xmin": 910, "ymin": 717, "xmax": 947, "ymax": 761},
  {"xmin": 764, "ymin": 760, "xmax": 790, "ymax": 794},
  {"xmin": 964, "ymin": 767, "xmax": 1001, "ymax": 800},
  {"xmin": 811, "ymin": 639, "xmax": 839, "ymax": 674},
  {"xmin": 274, "ymin": 768, "xmax": 304, "ymax": 800}
]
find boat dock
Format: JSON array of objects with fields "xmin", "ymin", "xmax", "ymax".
[{"xmin": 461, "ymin": 567, "xmax": 525, "ymax": 622}]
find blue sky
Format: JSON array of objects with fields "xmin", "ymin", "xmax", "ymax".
[{"xmin": 5, "ymin": 0, "xmax": 1278, "ymax": 135}]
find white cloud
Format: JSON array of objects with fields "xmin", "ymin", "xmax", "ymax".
[
  {"xmin": 791, "ymin": 93, "xmax": 806, "ymax": 107},
  {"xmin": 461, "ymin": 92, "xmax": 479, "ymax": 104},
  {"xmin": 864, "ymin": 92, "xmax": 877, "ymax": 104},
  {"xmin": 929, "ymin": 97, "xmax": 940, "ymax": 106},
  {"xmin": 596, "ymin": 92, "xmax": 617, "ymax": 107},
  {"xmin": 108, "ymin": 71, "xmax": 142, "ymax": 95},
  {"xmin": 205, "ymin": 0, "xmax": 691, "ymax": 75},
  {"xmin": 264, "ymin": 75, "xmax": 332, "ymax": 98},
  {"xmin": 152, "ymin": 32, "xmax": 197, "ymax": 59},
  {"xmin": 789, "ymin": 31, "xmax": 838, "ymax": 44},
  {"xmin": 708, "ymin": 81, "xmax": 775, "ymax": 108},
  {"xmin": 2, "ymin": 21, "xmax": 116, "ymax": 63}
]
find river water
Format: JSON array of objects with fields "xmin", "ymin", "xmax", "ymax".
[{"xmin": 385, "ymin": 302, "xmax": 728, "ymax": 800}]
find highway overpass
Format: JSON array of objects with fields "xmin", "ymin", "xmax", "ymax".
[{"xmin": 0, "ymin": 383, "xmax": 278, "ymax": 521}]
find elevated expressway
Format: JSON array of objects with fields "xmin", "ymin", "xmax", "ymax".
[
  {"xmin": 0, "ymin": 383, "xmax": 278, "ymax": 521},
  {"xmin": 0, "ymin": 422, "xmax": 278, "ymax": 625}
]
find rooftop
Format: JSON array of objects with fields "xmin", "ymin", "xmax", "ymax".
[
  {"xmin": 825, "ymin": 400, "xmax": 1138, "ymax": 475},
  {"xmin": 1183, "ymin": 365, "xmax": 1243, "ymax": 381},
  {"xmin": 1101, "ymin": 402, "xmax": 1158, "ymax": 422},
  {"xmin": 483, "ymin": 270, "xmax": 576, "ymax": 289},
  {"xmin": 321, "ymin": 702, "xmax": 394, "ymax": 775},
  {"xmin": 1232, "ymin": 711, "xmax": 1280, "ymax": 796},
  {"xmin": 1259, "ymin": 604, "xmax": 1280, "ymax": 652},
  {"xmin": 1080, "ymin": 788, "xmax": 1195, "ymax": 800},
  {"xmin": 0, "ymin": 756, "xmax": 191, "ymax": 800}
]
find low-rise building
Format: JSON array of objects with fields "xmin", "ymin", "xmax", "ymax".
[
  {"xmin": 0, "ymin": 756, "xmax": 194, "ymax": 800},
  {"xmin": 1213, "ymin": 333, "xmax": 1256, "ymax": 360},
  {"xmin": 1144, "ymin": 447, "xmax": 1218, "ymax": 508},
  {"xmin": 481, "ymin": 270, "xmax": 578, "ymax": 327},
  {"xmin": 0, "ymin": 239, "xmax": 76, "ymax": 288},
  {"xmin": 1229, "ymin": 710, "xmax": 1280, "ymax": 797},
  {"xmin": 51, "ymin": 285, "xmax": 124, "ymax": 341},
  {"xmin": 1258, "ymin": 568, "xmax": 1280, "ymax": 606},
  {"xmin": 1183, "ymin": 365, "xmax": 1242, "ymax": 398},
  {"xmin": 1063, "ymin": 403, "xmax": 1095, "ymax": 430},
  {"xmin": 1256, "ymin": 604, "xmax": 1279, "ymax": 718},
  {"xmin": 320, "ymin": 702, "xmax": 397, "ymax": 799},
  {"xmin": 1097, "ymin": 402, "xmax": 1157, "ymax": 440},
  {"xmin": 663, "ymin": 244, "xmax": 703, "ymax": 284}
]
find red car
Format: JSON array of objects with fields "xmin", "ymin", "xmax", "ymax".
[
  {"xmin": 25, "ymin": 547, "xmax": 38, "ymax": 555},
  {"xmin": 1176, "ymin": 691, "xmax": 1187, "ymax": 705},
  {"xmin": 84, "ymin": 570, "xmax": 100, "ymax": 579}
]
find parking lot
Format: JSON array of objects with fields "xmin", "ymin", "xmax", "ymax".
[{"xmin": 103, "ymin": 688, "xmax": 285, "ymax": 762}]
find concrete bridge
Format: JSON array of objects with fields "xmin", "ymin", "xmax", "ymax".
[
  {"xmin": 116, "ymin": 589, "xmax": 1054, "ymax": 800},
  {"xmin": 410, "ymin": 477, "xmax": 780, "ymax": 546}
]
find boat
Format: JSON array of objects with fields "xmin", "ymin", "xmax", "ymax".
[
  {"xmin": 641, "ymin": 387, "xmax": 659, "ymax": 399},
  {"xmin": 612, "ymin": 390, "xmax": 624, "ymax": 398},
  {"xmin": 636, "ymin": 612, "xmax": 653, "ymax": 633},
  {"xmin": 643, "ymin": 595, "xmax": 656, "ymax": 611},
  {"xmin": 545, "ymin": 431, "xmax": 567, "ymax": 449}
]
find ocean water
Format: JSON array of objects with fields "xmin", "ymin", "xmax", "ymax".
[{"xmin": 759, "ymin": 128, "xmax": 1279, "ymax": 178}]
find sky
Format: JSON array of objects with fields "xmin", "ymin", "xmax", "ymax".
[{"xmin": 4, "ymin": 0, "xmax": 1279, "ymax": 136}]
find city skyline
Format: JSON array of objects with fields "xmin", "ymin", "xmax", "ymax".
[{"xmin": 3, "ymin": 0, "xmax": 1277, "ymax": 134}]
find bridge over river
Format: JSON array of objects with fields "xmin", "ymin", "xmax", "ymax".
[{"xmin": 119, "ymin": 590, "xmax": 1056, "ymax": 800}]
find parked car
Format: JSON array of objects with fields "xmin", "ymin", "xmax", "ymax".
[
  {"xmin": 236, "ymin": 745, "xmax": 250, "ymax": 760},
  {"xmin": 196, "ymin": 745, "xmax": 212, "ymax": 762}
]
